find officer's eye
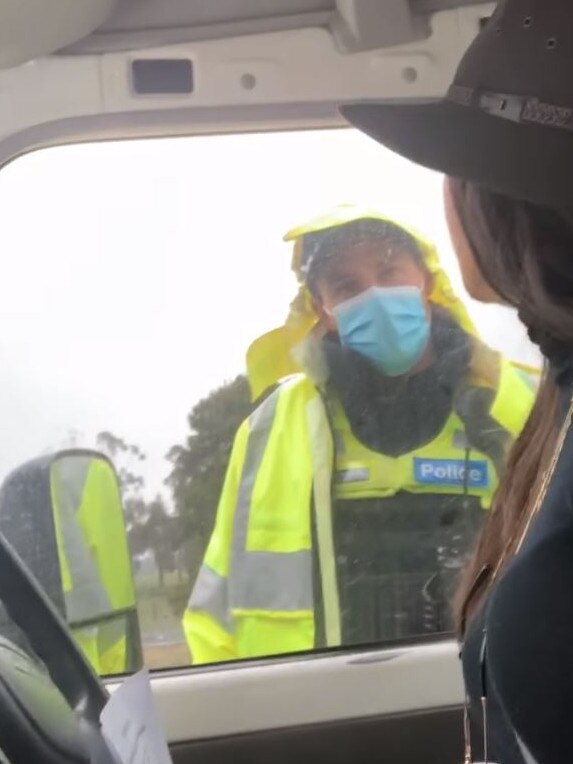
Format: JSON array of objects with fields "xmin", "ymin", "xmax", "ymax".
[
  {"xmin": 377, "ymin": 263, "xmax": 398, "ymax": 280},
  {"xmin": 333, "ymin": 279, "xmax": 359, "ymax": 299}
]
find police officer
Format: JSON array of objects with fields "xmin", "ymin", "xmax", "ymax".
[{"xmin": 183, "ymin": 205, "xmax": 536, "ymax": 664}]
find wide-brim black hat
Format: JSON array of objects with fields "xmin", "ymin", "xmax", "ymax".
[{"xmin": 341, "ymin": 0, "xmax": 573, "ymax": 209}]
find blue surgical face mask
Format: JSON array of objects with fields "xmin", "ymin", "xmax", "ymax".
[{"xmin": 331, "ymin": 285, "xmax": 431, "ymax": 376}]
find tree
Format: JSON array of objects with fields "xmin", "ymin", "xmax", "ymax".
[
  {"xmin": 125, "ymin": 495, "xmax": 179, "ymax": 589},
  {"xmin": 165, "ymin": 375, "xmax": 254, "ymax": 582},
  {"xmin": 95, "ymin": 431, "xmax": 146, "ymax": 499},
  {"xmin": 145, "ymin": 497, "xmax": 179, "ymax": 588}
]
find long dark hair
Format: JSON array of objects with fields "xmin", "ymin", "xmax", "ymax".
[{"xmin": 450, "ymin": 178, "xmax": 573, "ymax": 634}]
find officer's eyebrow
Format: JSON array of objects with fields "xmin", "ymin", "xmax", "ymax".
[{"xmin": 320, "ymin": 263, "xmax": 357, "ymax": 288}]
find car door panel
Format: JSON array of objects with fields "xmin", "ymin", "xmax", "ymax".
[
  {"xmin": 170, "ymin": 708, "xmax": 464, "ymax": 764},
  {"xmin": 110, "ymin": 640, "xmax": 467, "ymax": 762}
]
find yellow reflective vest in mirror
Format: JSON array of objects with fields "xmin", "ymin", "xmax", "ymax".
[
  {"xmin": 50, "ymin": 456, "xmax": 136, "ymax": 674},
  {"xmin": 182, "ymin": 363, "xmax": 535, "ymax": 665}
]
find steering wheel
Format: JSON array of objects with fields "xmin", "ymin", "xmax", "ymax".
[{"xmin": 0, "ymin": 530, "xmax": 116, "ymax": 763}]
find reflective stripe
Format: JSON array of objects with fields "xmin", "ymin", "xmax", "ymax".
[
  {"xmin": 51, "ymin": 457, "xmax": 112, "ymax": 623},
  {"xmin": 188, "ymin": 384, "xmax": 315, "ymax": 632},
  {"xmin": 234, "ymin": 550, "xmax": 313, "ymax": 611},
  {"xmin": 307, "ymin": 396, "xmax": 341, "ymax": 647},
  {"xmin": 231, "ymin": 387, "xmax": 314, "ymax": 613},
  {"xmin": 336, "ymin": 468, "xmax": 370, "ymax": 484},
  {"xmin": 233, "ymin": 391, "xmax": 279, "ymax": 549},
  {"xmin": 189, "ymin": 564, "xmax": 234, "ymax": 632}
]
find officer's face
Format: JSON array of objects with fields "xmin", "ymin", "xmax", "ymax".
[{"xmin": 313, "ymin": 240, "xmax": 431, "ymax": 333}]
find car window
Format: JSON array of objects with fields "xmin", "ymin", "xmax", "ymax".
[{"xmin": 0, "ymin": 128, "xmax": 540, "ymax": 674}]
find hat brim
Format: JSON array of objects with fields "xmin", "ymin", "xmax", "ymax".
[{"xmin": 341, "ymin": 99, "xmax": 573, "ymax": 210}]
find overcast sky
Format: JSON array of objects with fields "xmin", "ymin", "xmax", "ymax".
[{"xmin": 0, "ymin": 127, "xmax": 540, "ymax": 503}]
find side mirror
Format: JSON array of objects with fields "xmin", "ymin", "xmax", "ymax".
[{"xmin": 0, "ymin": 449, "xmax": 142, "ymax": 675}]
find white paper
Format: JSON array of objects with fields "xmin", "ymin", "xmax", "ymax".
[{"xmin": 100, "ymin": 669, "xmax": 173, "ymax": 764}]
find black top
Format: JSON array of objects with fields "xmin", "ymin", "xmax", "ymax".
[{"xmin": 462, "ymin": 357, "xmax": 573, "ymax": 764}]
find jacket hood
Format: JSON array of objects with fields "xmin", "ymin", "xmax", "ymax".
[{"xmin": 245, "ymin": 204, "xmax": 530, "ymax": 401}]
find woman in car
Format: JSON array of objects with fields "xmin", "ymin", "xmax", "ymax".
[{"xmin": 340, "ymin": 0, "xmax": 573, "ymax": 762}]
